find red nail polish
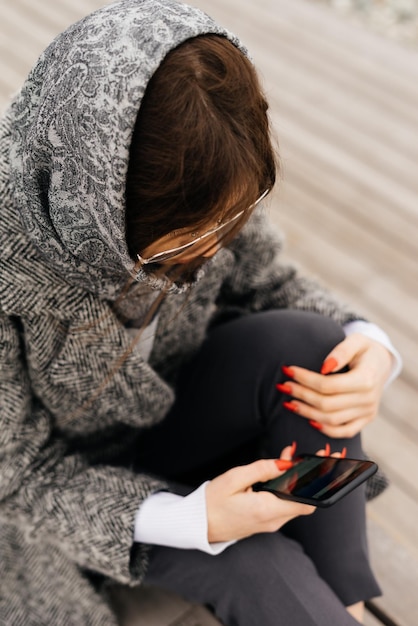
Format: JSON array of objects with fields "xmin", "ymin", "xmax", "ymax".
[
  {"xmin": 341, "ymin": 447, "xmax": 347, "ymax": 459},
  {"xmin": 324, "ymin": 443, "xmax": 331, "ymax": 456},
  {"xmin": 275, "ymin": 459, "xmax": 295, "ymax": 471},
  {"xmin": 290, "ymin": 441, "xmax": 297, "ymax": 457},
  {"xmin": 276, "ymin": 383, "xmax": 292, "ymax": 394},
  {"xmin": 309, "ymin": 420, "xmax": 323, "ymax": 431},
  {"xmin": 283, "ymin": 401, "xmax": 298, "ymax": 413},
  {"xmin": 321, "ymin": 357, "xmax": 338, "ymax": 375},
  {"xmin": 282, "ymin": 365, "xmax": 296, "ymax": 378}
]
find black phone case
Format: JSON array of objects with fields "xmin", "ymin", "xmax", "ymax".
[{"xmin": 253, "ymin": 454, "xmax": 378, "ymax": 507}]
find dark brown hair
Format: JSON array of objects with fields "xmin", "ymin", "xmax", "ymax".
[
  {"xmin": 125, "ymin": 34, "xmax": 277, "ymax": 259},
  {"xmin": 67, "ymin": 35, "xmax": 278, "ymax": 421}
]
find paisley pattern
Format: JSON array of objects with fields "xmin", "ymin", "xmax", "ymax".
[{"xmin": 8, "ymin": 0, "xmax": 243, "ymax": 300}]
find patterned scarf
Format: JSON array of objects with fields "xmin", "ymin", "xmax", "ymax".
[{"xmin": 8, "ymin": 0, "xmax": 245, "ymax": 303}]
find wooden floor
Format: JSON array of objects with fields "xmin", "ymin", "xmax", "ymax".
[{"xmin": 1, "ymin": 0, "xmax": 417, "ymax": 624}]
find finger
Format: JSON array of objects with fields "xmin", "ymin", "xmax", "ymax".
[
  {"xmin": 320, "ymin": 334, "xmax": 367, "ymax": 375},
  {"xmin": 317, "ymin": 448, "xmax": 347, "ymax": 458},
  {"xmin": 224, "ymin": 459, "xmax": 282, "ymax": 492},
  {"xmin": 316, "ymin": 442, "xmax": 331, "ymax": 457},
  {"xmin": 335, "ymin": 447, "xmax": 347, "ymax": 458},
  {"xmin": 315, "ymin": 442, "xmax": 349, "ymax": 457},
  {"xmin": 279, "ymin": 381, "xmax": 375, "ymax": 413},
  {"xmin": 282, "ymin": 392, "xmax": 375, "ymax": 435},
  {"xmin": 281, "ymin": 388, "xmax": 378, "ymax": 428},
  {"xmin": 314, "ymin": 416, "xmax": 371, "ymax": 439},
  {"xmin": 281, "ymin": 365, "xmax": 365, "ymax": 396},
  {"xmin": 260, "ymin": 490, "xmax": 316, "ymax": 518},
  {"xmin": 279, "ymin": 441, "xmax": 297, "ymax": 461}
]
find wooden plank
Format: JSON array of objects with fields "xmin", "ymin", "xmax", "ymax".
[
  {"xmin": 0, "ymin": 0, "xmax": 113, "ymax": 111},
  {"xmin": 270, "ymin": 0, "xmax": 418, "ymax": 97},
  {"xmin": 0, "ymin": 1, "xmax": 64, "ymax": 49},
  {"xmin": 367, "ymin": 408, "xmax": 418, "ymax": 487},
  {"xmin": 381, "ymin": 378, "xmax": 418, "ymax": 436},
  {"xmin": 266, "ymin": 75, "xmax": 418, "ymax": 192},
  {"xmin": 368, "ymin": 484, "xmax": 418, "ymax": 562},
  {"xmin": 273, "ymin": 119, "xmax": 418, "ymax": 237},
  {"xmin": 198, "ymin": 0, "xmax": 418, "ymax": 123},
  {"xmin": 363, "ymin": 610, "xmax": 390, "ymax": 626},
  {"xmin": 271, "ymin": 179, "xmax": 418, "ymax": 337},
  {"xmin": 366, "ymin": 602, "xmax": 400, "ymax": 626},
  {"xmin": 275, "ymin": 172, "xmax": 418, "ymax": 296},
  {"xmin": 15, "ymin": 0, "xmax": 83, "ymax": 30},
  {"xmin": 367, "ymin": 518, "xmax": 418, "ymax": 626},
  {"xmin": 365, "ymin": 608, "xmax": 388, "ymax": 626},
  {"xmin": 269, "ymin": 88, "xmax": 418, "ymax": 195},
  {"xmin": 274, "ymin": 0, "xmax": 418, "ymax": 78}
]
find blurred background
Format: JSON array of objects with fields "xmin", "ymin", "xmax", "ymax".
[
  {"xmin": 314, "ymin": 0, "xmax": 418, "ymax": 47},
  {"xmin": 1, "ymin": 1, "xmax": 417, "ymax": 624}
]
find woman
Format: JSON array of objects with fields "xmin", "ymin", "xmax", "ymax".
[{"xmin": 0, "ymin": 1, "xmax": 400, "ymax": 624}]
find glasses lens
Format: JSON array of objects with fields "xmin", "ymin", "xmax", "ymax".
[{"xmin": 138, "ymin": 189, "xmax": 270, "ymax": 267}]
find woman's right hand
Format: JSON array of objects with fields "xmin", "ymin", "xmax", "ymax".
[{"xmin": 205, "ymin": 447, "xmax": 315, "ymax": 544}]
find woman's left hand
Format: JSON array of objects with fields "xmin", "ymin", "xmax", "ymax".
[{"xmin": 280, "ymin": 333, "xmax": 393, "ymax": 438}]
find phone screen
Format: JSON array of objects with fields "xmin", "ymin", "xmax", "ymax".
[{"xmin": 253, "ymin": 454, "xmax": 377, "ymax": 507}]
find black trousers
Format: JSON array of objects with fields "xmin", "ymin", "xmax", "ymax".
[{"xmin": 138, "ymin": 310, "xmax": 381, "ymax": 626}]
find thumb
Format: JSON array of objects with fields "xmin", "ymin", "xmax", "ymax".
[
  {"xmin": 227, "ymin": 459, "xmax": 281, "ymax": 492},
  {"xmin": 320, "ymin": 335, "xmax": 364, "ymax": 374}
]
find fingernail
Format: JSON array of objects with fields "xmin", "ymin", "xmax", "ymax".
[
  {"xmin": 282, "ymin": 365, "xmax": 295, "ymax": 378},
  {"xmin": 309, "ymin": 420, "xmax": 323, "ymax": 431},
  {"xmin": 283, "ymin": 401, "xmax": 298, "ymax": 413},
  {"xmin": 341, "ymin": 447, "xmax": 347, "ymax": 458},
  {"xmin": 275, "ymin": 459, "xmax": 295, "ymax": 471},
  {"xmin": 321, "ymin": 357, "xmax": 338, "ymax": 375},
  {"xmin": 276, "ymin": 383, "xmax": 292, "ymax": 394},
  {"xmin": 324, "ymin": 442, "xmax": 331, "ymax": 456},
  {"xmin": 290, "ymin": 441, "xmax": 297, "ymax": 457}
]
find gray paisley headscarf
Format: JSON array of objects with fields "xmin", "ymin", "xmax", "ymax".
[{"xmin": 9, "ymin": 0, "xmax": 245, "ymax": 300}]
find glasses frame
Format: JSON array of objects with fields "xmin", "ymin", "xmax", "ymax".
[{"xmin": 136, "ymin": 188, "xmax": 270, "ymax": 266}]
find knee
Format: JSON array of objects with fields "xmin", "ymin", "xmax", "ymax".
[
  {"xmin": 214, "ymin": 310, "xmax": 346, "ymax": 373},
  {"xmin": 274, "ymin": 310, "xmax": 346, "ymax": 369}
]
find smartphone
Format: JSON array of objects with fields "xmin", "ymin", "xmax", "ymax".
[{"xmin": 253, "ymin": 453, "xmax": 378, "ymax": 507}]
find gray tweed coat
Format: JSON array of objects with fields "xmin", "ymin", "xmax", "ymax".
[{"xmin": 0, "ymin": 1, "xmax": 364, "ymax": 624}]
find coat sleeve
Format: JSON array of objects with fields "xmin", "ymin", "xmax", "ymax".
[
  {"xmin": 0, "ymin": 313, "xmax": 165, "ymax": 584},
  {"xmin": 217, "ymin": 208, "xmax": 365, "ymax": 326}
]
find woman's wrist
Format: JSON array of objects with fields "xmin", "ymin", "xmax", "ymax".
[
  {"xmin": 134, "ymin": 482, "xmax": 236, "ymax": 554},
  {"xmin": 343, "ymin": 320, "xmax": 402, "ymax": 385}
]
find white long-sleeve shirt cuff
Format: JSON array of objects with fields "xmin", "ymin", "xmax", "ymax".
[
  {"xmin": 343, "ymin": 320, "xmax": 402, "ymax": 385},
  {"xmin": 134, "ymin": 481, "xmax": 236, "ymax": 555}
]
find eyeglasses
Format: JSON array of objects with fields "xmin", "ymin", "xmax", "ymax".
[{"xmin": 136, "ymin": 188, "xmax": 270, "ymax": 266}]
